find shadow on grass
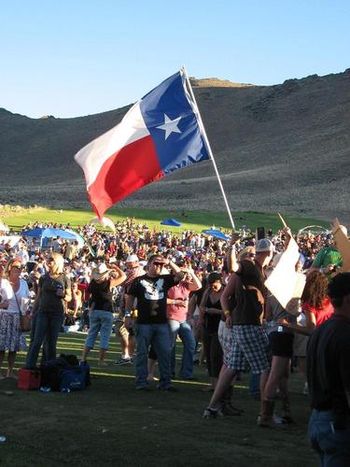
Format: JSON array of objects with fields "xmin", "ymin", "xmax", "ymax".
[{"xmin": 0, "ymin": 333, "xmax": 317, "ymax": 466}]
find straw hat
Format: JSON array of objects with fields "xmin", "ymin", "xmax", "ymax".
[{"xmin": 91, "ymin": 263, "xmax": 110, "ymax": 281}]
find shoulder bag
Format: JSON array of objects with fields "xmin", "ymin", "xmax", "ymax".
[{"xmin": 13, "ymin": 285, "xmax": 32, "ymax": 332}]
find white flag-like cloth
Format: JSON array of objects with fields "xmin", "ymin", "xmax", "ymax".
[
  {"xmin": 265, "ymin": 237, "xmax": 305, "ymax": 309},
  {"xmin": 331, "ymin": 218, "xmax": 350, "ymax": 272}
]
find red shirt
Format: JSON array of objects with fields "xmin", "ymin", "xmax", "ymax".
[
  {"xmin": 303, "ymin": 297, "xmax": 334, "ymax": 327},
  {"xmin": 78, "ymin": 282, "xmax": 90, "ymax": 302},
  {"xmin": 167, "ymin": 283, "xmax": 191, "ymax": 322}
]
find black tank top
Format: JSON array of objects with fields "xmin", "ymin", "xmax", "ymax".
[
  {"xmin": 89, "ymin": 279, "xmax": 113, "ymax": 312},
  {"xmin": 232, "ymin": 260, "xmax": 265, "ymax": 325}
]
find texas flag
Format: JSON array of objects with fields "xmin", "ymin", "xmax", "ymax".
[{"xmin": 74, "ymin": 70, "xmax": 210, "ymax": 219}]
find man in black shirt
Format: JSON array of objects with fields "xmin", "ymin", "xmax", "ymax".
[
  {"xmin": 307, "ymin": 272, "xmax": 350, "ymax": 466},
  {"xmin": 125, "ymin": 254, "xmax": 183, "ymax": 390}
]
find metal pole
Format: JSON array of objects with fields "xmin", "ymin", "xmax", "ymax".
[{"xmin": 181, "ymin": 66, "xmax": 236, "ymax": 230}]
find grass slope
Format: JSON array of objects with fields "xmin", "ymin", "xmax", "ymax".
[
  {"xmin": 0, "ymin": 332, "xmax": 317, "ymax": 466},
  {"xmin": 3, "ymin": 207, "xmax": 328, "ymax": 234}
]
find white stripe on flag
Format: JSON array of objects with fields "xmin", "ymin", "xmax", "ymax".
[{"xmin": 74, "ymin": 102, "xmax": 149, "ymax": 187}]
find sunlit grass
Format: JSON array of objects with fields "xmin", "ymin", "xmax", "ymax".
[{"xmin": 3, "ymin": 206, "xmax": 327, "ymax": 233}]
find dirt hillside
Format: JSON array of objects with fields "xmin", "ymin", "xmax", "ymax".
[{"xmin": 1, "ymin": 71, "xmax": 350, "ymax": 220}]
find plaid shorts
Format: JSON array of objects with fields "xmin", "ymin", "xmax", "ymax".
[
  {"xmin": 218, "ymin": 320, "xmax": 234, "ymax": 368},
  {"xmin": 229, "ymin": 325, "xmax": 270, "ymax": 374}
]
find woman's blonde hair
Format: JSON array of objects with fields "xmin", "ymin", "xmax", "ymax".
[
  {"xmin": 238, "ymin": 246, "xmax": 255, "ymax": 261},
  {"xmin": 4, "ymin": 258, "xmax": 22, "ymax": 278},
  {"xmin": 50, "ymin": 252, "xmax": 65, "ymax": 276}
]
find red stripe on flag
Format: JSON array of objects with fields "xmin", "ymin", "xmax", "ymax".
[{"xmin": 88, "ymin": 135, "xmax": 163, "ymax": 218}]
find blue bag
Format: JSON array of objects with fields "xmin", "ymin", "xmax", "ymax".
[{"xmin": 59, "ymin": 362, "xmax": 90, "ymax": 392}]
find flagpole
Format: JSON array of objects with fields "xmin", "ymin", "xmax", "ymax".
[{"xmin": 181, "ymin": 66, "xmax": 236, "ymax": 230}]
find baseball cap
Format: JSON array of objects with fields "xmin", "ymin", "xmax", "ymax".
[
  {"xmin": 126, "ymin": 254, "xmax": 139, "ymax": 263},
  {"xmin": 256, "ymin": 238, "xmax": 274, "ymax": 253}
]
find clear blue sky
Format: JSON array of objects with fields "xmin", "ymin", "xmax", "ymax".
[{"xmin": 1, "ymin": 0, "xmax": 349, "ymax": 118}]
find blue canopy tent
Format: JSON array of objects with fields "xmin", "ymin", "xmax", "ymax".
[
  {"xmin": 22, "ymin": 227, "xmax": 84, "ymax": 248},
  {"xmin": 202, "ymin": 229, "xmax": 230, "ymax": 241},
  {"xmin": 160, "ymin": 218, "xmax": 182, "ymax": 227}
]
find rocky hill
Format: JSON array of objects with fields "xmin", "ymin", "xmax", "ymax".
[{"xmin": 1, "ymin": 71, "xmax": 350, "ymax": 220}]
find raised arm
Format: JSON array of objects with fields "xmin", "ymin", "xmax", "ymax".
[
  {"xmin": 226, "ymin": 232, "xmax": 241, "ymax": 273},
  {"xmin": 184, "ymin": 268, "xmax": 202, "ymax": 292},
  {"xmin": 109, "ymin": 264, "xmax": 127, "ymax": 288}
]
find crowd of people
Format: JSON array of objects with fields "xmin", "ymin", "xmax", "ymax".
[{"xmin": 0, "ymin": 217, "xmax": 349, "ymax": 463}]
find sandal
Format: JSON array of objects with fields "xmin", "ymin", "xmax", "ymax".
[{"xmin": 202, "ymin": 407, "xmax": 224, "ymax": 419}]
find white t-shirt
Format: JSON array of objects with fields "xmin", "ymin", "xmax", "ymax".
[
  {"xmin": 0, "ymin": 278, "xmax": 12, "ymax": 304},
  {"xmin": 2, "ymin": 279, "xmax": 30, "ymax": 314}
]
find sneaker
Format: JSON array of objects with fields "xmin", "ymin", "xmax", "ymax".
[
  {"xmin": 280, "ymin": 415, "xmax": 295, "ymax": 424},
  {"xmin": 202, "ymin": 407, "xmax": 224, "ymax": 419},
  {"xmin": 114, "ymin": 357, "xmax": 133, "ymax": 365},
  {"xmin": 258, "ymin": 415, "xmax": 287, "ymax": 428}
]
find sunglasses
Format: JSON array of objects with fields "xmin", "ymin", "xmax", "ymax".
[
  {"xmin": 153, "ymin": 261, "xmax": 164, "ymax": 267},
  {"xmin": 12, "ymin": 265, "xmax": 22, "ymax": 270}
]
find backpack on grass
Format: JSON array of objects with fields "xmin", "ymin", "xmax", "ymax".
[{"xmin": 40, "ymin": 354, "xmax": 90, "ymax": 392}]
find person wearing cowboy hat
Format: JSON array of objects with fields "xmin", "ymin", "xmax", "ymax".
[
  {"xmin": 115, "ymin": 254, "xmax": 145, "ymax": 365},
  {"xmin": 81, "ymin": 262, "xmax": 126, "ymax": 366}
]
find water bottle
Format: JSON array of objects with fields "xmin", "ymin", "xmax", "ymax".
[{"xmin": 56, "ymin": 283, "xmax": 64, "ymax": 297}]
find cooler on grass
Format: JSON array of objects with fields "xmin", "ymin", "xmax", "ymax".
[{"xmin": 17, "ymin": 368, "xmax": 41, "ymax": 390}]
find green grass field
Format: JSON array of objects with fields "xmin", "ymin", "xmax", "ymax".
[
  {"xmin": 0, "ymin": 332, "xmax": 317, "ymax": 467},
  {"xmin": 3, "ymin": 206, "xmax": 329, "ymax": 234}
]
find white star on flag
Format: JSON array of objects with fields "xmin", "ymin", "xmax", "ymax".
[{"xmin": 156, "ymin": 114, "xmax": 182, "ymax": 140}]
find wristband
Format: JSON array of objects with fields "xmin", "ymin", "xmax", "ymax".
[
  {"xmin": 223, "ymin": 310, "xmax": 231, "ymax": 317},
  {"xmin": 124, "ymin": 310, "xmax": 131, "ymax": 318}
]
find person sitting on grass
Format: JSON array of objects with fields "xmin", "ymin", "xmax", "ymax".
[{"xmin": 65, "ymin": 278, "xmax": 83, "ymax": 325}]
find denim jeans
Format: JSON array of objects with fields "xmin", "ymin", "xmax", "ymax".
[
  {"xmin": 308, "ymin": 409, "xmax": 350, "ymax": 466},
  {"xmin": 85, "ymin": 310, "xmax": 113, "ymax": 350},
  {"xmin": 168, "ymin": 319, "xmax": 196, "ymax": 379},
  {"xmin": 26, "ymin": 312, "xmax": 64, "ymax": 368},
  {"xmin": 135, "ymin": 323, "xmax": 172, "ymax": 389}
]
